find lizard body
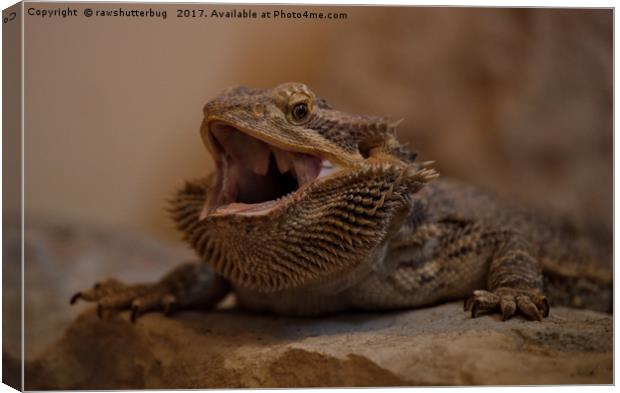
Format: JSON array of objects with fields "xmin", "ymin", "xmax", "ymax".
[{"xmin": 72, "ymin": 83, "xmax": 612, "ymax": 321}]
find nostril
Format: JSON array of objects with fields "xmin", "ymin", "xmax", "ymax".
[{"xmin": 252, "ymin": 103, "xmax": 264, "ymax": 116}]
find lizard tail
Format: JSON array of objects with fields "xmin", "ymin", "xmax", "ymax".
[
  {"xmin": 534, "ymin": 212, "xmax": 612, "ymax": 314},
  {"xmin": 540, "ymin": 221, "xmax": 612, "ymax": 314},
  {"xmin": 543, "ymin": 272, "xmax": 612, "ymax": 313}
]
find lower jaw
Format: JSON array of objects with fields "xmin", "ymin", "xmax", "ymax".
[
  {"xmin": 208, "ymin": 200, "xmax": 279, "ymax": 217},
  {"xmin": 172, "ymin": 161, "xmax": 436, "ymax": 293}
]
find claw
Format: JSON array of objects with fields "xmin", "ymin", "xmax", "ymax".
[
  {"xmin": 541, "ymin": 298, "xmax": 550, "ymax": 318},
  {"xmin": 464, "ymin": 296, "xmax": 474, "ymax": 311},
  {"xmin": 499, "ymin": 298, "xmax": 516, "ymax": 321},
  {"xmin": 130, "ymin": 304, "xmax": 140, "ymax": 324},
  {"xmin": 466, "ymin": 288, "xmax": 549, "ymax": 321},
  {"xmin": 70, "ymin": 292, "xmax": 82, "ymax": 305},
  {"xmin": 464, "ymin": 293, "xmax": 481, "ymax": 311},
  {"xmin": 517, "ymin": 296, "xmax": 542, "ymax": 321},
  {"xmin": 471, "ymin": 303, "xmax": 479, "ymax": 318},
  {"xmin": 161, "ymin": 294, "xmax": 176, "ymax": 316}
]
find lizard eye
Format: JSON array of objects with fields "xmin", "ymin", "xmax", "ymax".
[{"xmin": 291, "ymin": 102, "xmax": 310, "ymax": 123}]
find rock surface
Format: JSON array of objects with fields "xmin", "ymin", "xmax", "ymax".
[
  {"xmin": 4, "ymin": 219, "xmax": 192, "ymax": 362},
  {"xmin": 25, "ymin": 302, "xmax": 612, "ymax": 389},
  {"xmin": 10, "ymin": 220, "xmax": 613, "ymax": 388}
]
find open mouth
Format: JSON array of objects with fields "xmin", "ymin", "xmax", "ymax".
[{"xmin": 201, "ymin": 121, "xmax": 340, "ymax": 217}]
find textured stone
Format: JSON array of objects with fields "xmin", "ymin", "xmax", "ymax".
[{"xmin": 25, "ymin": 302, "xmax": 612, "ymax": 389}]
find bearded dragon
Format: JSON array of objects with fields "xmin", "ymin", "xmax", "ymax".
[{"xmin": 71, "ymin": 82, "xmax": 612, "ymax": 322}]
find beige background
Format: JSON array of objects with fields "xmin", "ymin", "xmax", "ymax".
[{"xmin": 23, "ymin": 5, "xmax": 612, "ymax": 241}]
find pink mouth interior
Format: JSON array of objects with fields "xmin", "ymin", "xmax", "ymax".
[{"xmin": 203, "ymin": 122, "xmax": 324, "ymax": 216}]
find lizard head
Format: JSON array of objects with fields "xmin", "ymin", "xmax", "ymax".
[{"xmin": 171, "ymin": 83, "xmax": 437, "ymax": 292}]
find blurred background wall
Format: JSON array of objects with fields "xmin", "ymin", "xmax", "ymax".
[{"xmin": 23, "ymin": 6, "xmax": 612, "ymax": 241}]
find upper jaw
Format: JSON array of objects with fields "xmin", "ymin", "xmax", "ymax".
[{"xmin": 200, "ymin": 120, "xmax": 342, "ymax": 218}]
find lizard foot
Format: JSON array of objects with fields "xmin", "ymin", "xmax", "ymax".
[
  {"xmin": 464, "ymin": 288, "xmax": 549, "ymax": 321},
  {"xmin": 70, "ymin": 278, "xmax": 176, "ymax": 323}
]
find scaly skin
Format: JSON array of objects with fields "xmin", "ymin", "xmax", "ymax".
[{"xmin": 71, "ymin": 83, "xmax": 612, "ymax": 322}]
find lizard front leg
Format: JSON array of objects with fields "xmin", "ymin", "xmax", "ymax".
[
  {"xmin": 70, "ymin": 262, "xmax": 230, "ymax": 322},
  {"xmin": 350, "ymin": 221, "xmax": 549, "ymax": 321},
  {"xmin": 465, "ymin": 231, "xmax": 549, "ymax": 321}
]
